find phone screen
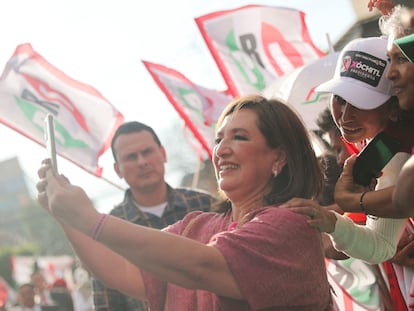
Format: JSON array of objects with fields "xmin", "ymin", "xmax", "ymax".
[
  {"xmin": 352, "ymin": 132, "xmax": 401, "ymax": 186},
  {"xmin": 44, "ymin": 114, "xmax": 59, "ymax": 174}
]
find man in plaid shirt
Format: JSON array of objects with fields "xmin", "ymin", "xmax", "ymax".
[{"xmin": 93, "ymin": 121, "xmax": 216, "ymax": 311}]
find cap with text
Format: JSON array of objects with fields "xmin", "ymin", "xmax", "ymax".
[{"xmin": 315, "ymin": 36, "xmax": 392, "ymax": 110}]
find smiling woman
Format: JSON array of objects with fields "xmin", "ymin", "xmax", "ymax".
[
  {"xmin": 0, "ymin": 0, "xmax": 356, "ymax": 218},
  {"xmin": 36, "ymin": 94, "xmax": 333, "ymax": 310}
]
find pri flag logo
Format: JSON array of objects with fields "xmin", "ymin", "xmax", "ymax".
[
  {"xmin": 0, "ymin": 43, "xmax": 124, "ymax": 176},
  {"xmin": 196, "ymin": 5, "xmax": 324, "ymax": 96}
]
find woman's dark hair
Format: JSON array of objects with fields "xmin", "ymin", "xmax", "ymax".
[
  {"xmin": 214, "ymin": 95, "xmax": 323, "ymax": 212},
  {"xmin": 317, "ymin": 152, "xmax": 342, "ymax": 206}
]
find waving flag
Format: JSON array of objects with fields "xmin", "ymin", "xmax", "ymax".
[
  {"xmin": 326, "ymin": 258, "xmax": 387, "ymax": 311},
  {"xmin": 263, "ymin": 52, "xmax": 339, "ymax": 130},
  {"xmin": 0, "ymin": 43, "xmax": 124, "ymax": 176},
  {"xmin": 196, "ymin": 5, "xmax": 325, "ymax": 97},
  {"xmin": 143, "ymin": 61, "xmax": 232, "ymax": 158}
]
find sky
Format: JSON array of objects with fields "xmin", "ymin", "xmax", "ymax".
[{"xmin": 0, "ymin": 0, "xmax": 362, "ymax": 212}]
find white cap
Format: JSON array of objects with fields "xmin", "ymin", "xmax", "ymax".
[{"xmin": 315, "ymin": 37, "xmax": 392, "ymax": 110}]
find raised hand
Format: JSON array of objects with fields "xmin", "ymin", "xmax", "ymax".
[
  {"xmin": 36, "ymin": 159, "xmax": 98, "ymax": 233},
  {"xmin": 279, "ymin": 198, "xmax": 339, "ymax": 233},
  {"xmin": 367, "ymin": 0, "xmax": 396, "ymax": 16},
  {"xmin": 334, "ymin": 155, "xmax": 374, "ymax": 212}
]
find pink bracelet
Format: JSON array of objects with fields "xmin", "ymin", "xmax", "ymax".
[{"xmin": 91, "ymin": 213, "xmax": 108, "ymax": 240}]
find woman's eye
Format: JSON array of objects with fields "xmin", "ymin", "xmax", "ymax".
[
  {"xmin": 214, "ymin": 135, "xmax": 248, "ymax": 144},
  {"xmin": 334, "ymin": 95, "xmax": 346, "ymax": 105},
  {"xmin": 234, "ymin": 135, "xmax": 248, "ymax": 141},
  {"xmin": 398, "ymin": 56, "xmax": 409, "ymax": 63}
]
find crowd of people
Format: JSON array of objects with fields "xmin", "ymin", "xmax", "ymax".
[
  {"xmin": 0, "ymin": 267, "xmax": 92, "ymax": 311},
  {"xmin": 1, "ymin": 0, "xmax": 414, "ymax": 310}
]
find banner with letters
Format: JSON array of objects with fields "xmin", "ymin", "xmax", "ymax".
[
  {"xmin": 0, "ymin": 43, "xmax": 124, "ymax": 176},
  {"xmin": 195, "ymin": 5, "xmax": 325, "ymax": 97}
]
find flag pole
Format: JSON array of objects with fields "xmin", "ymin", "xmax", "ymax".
[{"xmin": 326, "ymin": 33, "xmax": 335, "ymax": 53}]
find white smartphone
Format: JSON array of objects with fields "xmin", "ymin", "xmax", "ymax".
[{"xmin": 44, "ymin": 114, "xmax": 59, "ymax": 174}]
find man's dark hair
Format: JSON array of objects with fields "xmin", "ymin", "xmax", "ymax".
[{"xmin": 111, "ymin": 121, "xmax": 161, "ymax": 161}]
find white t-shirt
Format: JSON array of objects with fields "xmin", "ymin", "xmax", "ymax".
[{"xmin": 135, "ymin": 202, "xmax": 168, "ymax": 217}]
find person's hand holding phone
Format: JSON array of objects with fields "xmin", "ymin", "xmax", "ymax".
[
  {"xmin": 352, "ymin": 132, "xmax": 401, "ymax": 186},
  {"xmin": 334, "ymin": 155, "xmax": 376, "ymax": 213}
]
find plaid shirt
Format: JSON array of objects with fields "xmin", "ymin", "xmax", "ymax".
[{"xmin": 92, "ymin": 184, "xmax": 215, "ymax": 311}]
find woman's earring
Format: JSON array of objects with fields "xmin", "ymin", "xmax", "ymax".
[{"xmin": 273, "ymin": 169, "xmax": 278, "ymax": 178}]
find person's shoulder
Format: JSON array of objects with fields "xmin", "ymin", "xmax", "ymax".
[
  {"xmin": 174, "ymin": 186, "xmax": 215, "ymax": 198},
  {"xmin": 109, "ymin": 202, "xmax": 126, "ymax": 214},
  {"xmin": 170, "ymin": 187, "xmax": 217, "ymax": 208},
  {"xmin": 164, "ymin": 210, "xmax": 219, "ymax": 234},
  {"xmin": 248, "ymin": 206, "xmax": 314, "ymax": 237},
  {"xmin": 175, "ymin": 210, "xmax": 223, "ymax": 226},
  {"xmin": 108, "ymin": 203, "xmax": 129, "ymax": 217},
  {"xmin": 255, "ymin": 205, "xmax": 307, "ymax": 223},
  {"xmin": 108, "ymin": 189, "xmax": 134, "ymax": 216}
]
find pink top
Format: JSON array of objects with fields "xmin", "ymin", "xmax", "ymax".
[{"xmin": 142, "ymin": 206, "xmax": 332, "ymax": 311}]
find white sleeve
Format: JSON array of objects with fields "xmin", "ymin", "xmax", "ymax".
[
  {"xmin": 328, "ymin": 152, "xmax": 411, "ymax": 264},
  {"xmin": 329, "ymin": 213, "xmax": 406, "ymax": 264}
]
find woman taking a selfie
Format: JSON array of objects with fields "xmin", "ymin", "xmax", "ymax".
[{"xmin": 36, "ymin": 95, "xmax": 332, "ymax": 310}]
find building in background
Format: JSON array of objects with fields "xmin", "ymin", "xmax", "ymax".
[
  {"xmin": 0, "ymin": 157, "xmax": 32, "ymax": 211},
  {"xmin": 334, "ymin": 0, "xmax": 414, "ymax": 50},
  {"xmin": 0, "ymin": 157, "xmax": 33, "ymax": 246}
]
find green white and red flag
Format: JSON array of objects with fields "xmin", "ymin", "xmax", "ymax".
[
  {"xmin": 326, "ymin": 258, "xmax": 387, "ymax": 310},
  {"xmin": 0, "ymin": 43, "xmax": 124, "ymax": 176},
  {"xmin": 143, "ymin": 61, "xmax": 232, "ymax": 158},
  {"xmin": 195, "ymin": 5, "xmax": 325, "ymax": 97}
]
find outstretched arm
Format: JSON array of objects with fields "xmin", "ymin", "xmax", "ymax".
[
  {"xmin": 280, "ymin": 198, "xmax": 405, "ymax": 263},
  {"xmin": 61, "ymin": 224, "xmax": 146, "ymax": 300},
  {"xmin": 37, "ymin": 161, "xmax": 242, "ymax": 300}
]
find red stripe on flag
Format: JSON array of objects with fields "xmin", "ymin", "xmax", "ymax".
[
  {"xmin": 261, "ymin": 22, "xmax": 304, "ymax": 76},
  {"xmin": 142, "ymin": 61, "xmax": 229, "ymax": 159}
]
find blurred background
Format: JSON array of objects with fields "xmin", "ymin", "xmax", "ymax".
[{"xmin": 0, "ymin": 0, "xmax": 413, "ymax": 301}]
